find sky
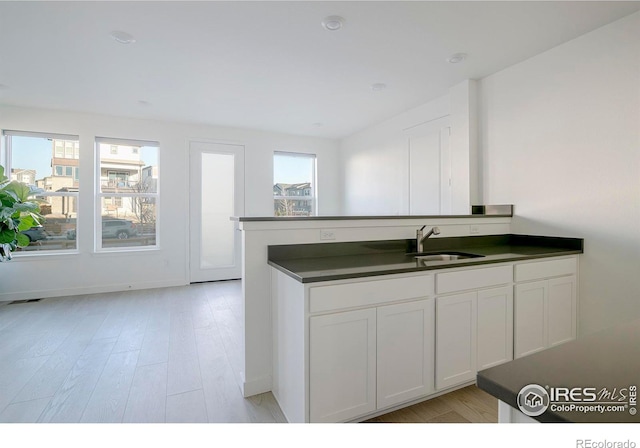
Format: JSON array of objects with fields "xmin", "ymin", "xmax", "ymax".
[
  {"xmin": 7, "ymin": 135, "xmax": 158, "ymax": 184},
  {"xmin": 7, "ymin": 135, "xmax": 305, "ymax": 186},
  {"xmin": 273, "ymin": 152, "xmax": 315, "ymax": 185}
]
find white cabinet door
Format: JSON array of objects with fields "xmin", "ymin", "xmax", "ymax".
[
  {"xmin": 547, "ymin": 276, "xmax": 577, "ymax": 348},
  {"xmin": 514, "ymin": 281, "xmax": 548, "ymax": 359},
  {"xmin": 377, "ymin": 299, "xmax": 435, "ymax": 409},
  {"xmin": 436, "ymin": 291, "xmax": 477, "ymax": 390},
  {"xmin": 477, "ymin": 286, "xmax": 513, "ymax": 370},
  {"xmin": 309, "ymin": 308, "xmax": 377, "ymax": 422}
]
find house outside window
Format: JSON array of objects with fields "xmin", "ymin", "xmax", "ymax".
[
  {"xmin": 273, "ymin": 151, "xmax": 316, "ymax": 216},
  {"xmin": 96, "ymin": 137, "xmax": 159, "ymax": 250}
]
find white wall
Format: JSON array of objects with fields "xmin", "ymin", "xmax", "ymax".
[
  {"xmin": 0, "ymin": 105, "xmax": 340, "ymax": 300},
  {"xmin": 479, "ymin": 12, "xmax": 640, "ymax": 335},
  {"xmin": 339, "ymin": 80, "xmax": 478, "ymax": 215}
]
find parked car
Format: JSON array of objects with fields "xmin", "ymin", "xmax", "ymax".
[
  {"xmin": 20, "ymin": 226, "xmax": 48, "ymax": 242},
  {"xmin": 102, "ymin": 219, "xmax": 138, "ymax": 239},
  {"xmin": 66, "ymin": 219, "xmax": 139, "ymax": 240}
]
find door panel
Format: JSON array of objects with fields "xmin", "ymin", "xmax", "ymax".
[{"xmin": 189, "ymin": 141, "xmax": 244, "ymax": 282}]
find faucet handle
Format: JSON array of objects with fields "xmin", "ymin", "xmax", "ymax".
[{"xmin": 419, "ymin": 225, "xmax": 426, "ymax": 231}]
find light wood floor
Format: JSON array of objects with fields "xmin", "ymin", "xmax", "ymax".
[
  {"xmin": 364, "ymin": 385, "xmax": 498, "ymax": 423},
  {"xmin": 0, "ymin": 281, "xmax": 497, "ymax": 423}
]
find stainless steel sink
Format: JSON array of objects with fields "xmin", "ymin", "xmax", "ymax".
[{"xmin": 414, "ymin": 252, "xmax": 484, "ymax": 262}]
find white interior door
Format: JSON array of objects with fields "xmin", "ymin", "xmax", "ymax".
[
  {"xmin": 189, "ymin": 141, "xmax": 244, "ymax": 282},
  {"xmin": 406, "ymin": 117, "xmax": 452, "ymax": 214}
]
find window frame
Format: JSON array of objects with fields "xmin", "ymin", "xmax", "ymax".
[
  {"xmin": 95, "ymin": 137, "xmax": 160, "ymax": 252},
  {"xmin": 2, "ymin": 129, "xmax": 80, "ymax": 256},
  {"xmin": 273, "ymin": 151, "xmax": 317, "ymax": 217}
]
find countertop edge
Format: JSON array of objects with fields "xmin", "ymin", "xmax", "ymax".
[
  {"xmin": 269, "ymin": 249, "xmax": 582, "ymax": 284},
  {"xmin": 233, "ymin": 214, "xmax": 512, "ymax": 222}
]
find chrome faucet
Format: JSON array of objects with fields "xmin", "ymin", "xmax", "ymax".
[{"xmin": 416, "ymin": 226, "xmax": 440, "ymax": 253}]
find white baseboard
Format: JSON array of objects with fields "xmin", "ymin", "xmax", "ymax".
[
  {"xmin": 242, "ymin": 374, "xmax": 272, "ymax": 398},
  {"xmin": 0, "ymin": 279, "xmax": 188, "ymax": 302}
]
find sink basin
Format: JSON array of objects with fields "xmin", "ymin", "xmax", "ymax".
[{"xmin": 414, "ymin": 252, "xmax": 484, "ymax": 262}]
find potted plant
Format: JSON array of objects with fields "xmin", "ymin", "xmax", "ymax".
[{"xmin": 0, "ymin": 165, "xmax": 44, "ymax": 261}]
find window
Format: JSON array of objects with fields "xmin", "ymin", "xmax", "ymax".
[
  {"xmin": 273, "ymin": 151, "xmax": 316, "ymax": 216},
  {"xmin": 2, "ymin": 131, "xmax": 79, "ymax": 253},
  {"xmin": 96, "ymin": 137, "xmax": 159, "ymax": 250}
]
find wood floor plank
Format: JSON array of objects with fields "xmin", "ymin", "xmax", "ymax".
[
  {"xmin": 11, "ymin": 313, "xmax": 109, "ymax": 403},
  {"xmin": 0, "ymin": 398, "xmax": 51, "ymax": 423},
  {"xmin": 166, "ymin": 311, "xmax": 202, "ymax": 396},
  {"xmin": 122, "ymin": 362, "xmax": 168, "ymax": 423},
  {"xmin": 245, "ymin": 392, "xmax": 288, "ymax": 423},
  {"xmin": 80, "ymin": 350, "xmax": 140, "ymax": 423},
  {"xmin": 426, "ymin": 410, "xmax": 471, "ymax": 423},
  {"xmin": 444, "ymin": 386, "xmax": 498, "ymax": 423},
  {"xmin": 404, "ymin": 395, "xmax": 454, "ymax": 421},
  {"xmin": 166, "ymin": 389, "xmax": 208, "ymax": 423},
  {"xmin": 195, "ymin": 325, "xmax": 252, "ymax": 423},
  {"xmin": 0, "ymin": 356, "xmax": 50, "ymax": 411},
  {"xmin": 190, "ymin": 286, "xmax": 216, "ymax": 330},
  {"xmin": 37, "ymin": 337, "xmax": 116, "ymax": 423},
  {"xmin": 210, "ymin": 307, "xmax": 244, "ymax": 387}
]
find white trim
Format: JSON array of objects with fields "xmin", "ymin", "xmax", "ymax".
[
  {"xmin": 95, "ymin": 136, "xmax": 159, "ymax": 148},
  {"xmin": 0, "ymin": 278, "xmax": 186, "ymax": 302},
  {"xmin": 3, "ymin": 129, "xmax": 79, "ymax": 141}
]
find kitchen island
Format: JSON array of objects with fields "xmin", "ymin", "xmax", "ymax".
[
  {"xmin": 268, "ymin": 233, "xmax": 583, "ymax": 422},
  {"xmin": 477, "ymin": 318, "xmax": 640, "ymax": 423}
]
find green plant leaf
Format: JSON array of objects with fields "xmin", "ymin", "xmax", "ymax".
[
  {"xmin": 4, "ymin": 181, "xmax": 31, "ymax": 202},
  {"xmin": 0, "ymin": 227, "xmax": 16, "ymax": 244},
  {"xmin": 13, "ymin": 202, "xmax": 40, "ymax": 213},
  {"xmin": 17, "ymin": 215, "xmax": 35, "ymax": 231},
  {"xmin": 16, "ymin": 232, "xmax": 30, "ymax": 247}
]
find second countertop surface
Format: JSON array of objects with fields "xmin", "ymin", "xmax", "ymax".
[{"xmin": 268, "ymin": 234, "xmax": 584, "ymax": 283}]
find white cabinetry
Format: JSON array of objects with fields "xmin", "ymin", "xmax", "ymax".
[
  {"xmin": 514, "ymin": 258, "xmax": 577, "ymax": 359},
  {"xmin": 435, "ymin": 264, "xmax": 514, "ymax": 390},
  {"xmin": 377, "ymin": 299, "xmax": 435, "ymax": 409},
  {"xmin": 272, "ymin": 254, "xmax": 578, "ymax": 422},
  {"xmin": 436, "ymin": 291, "xmax": 477, "ymax": 389},
  {"xmin": 309, "ymin": 308, "xmax": 377, "ymax": 423},
  {"xmin": 309, "ymin": 296, "xmax": 435, "ymax": 422},
  {"xmin": 477, "ymin": 286, "xmax": 514, "ymax": 370}
]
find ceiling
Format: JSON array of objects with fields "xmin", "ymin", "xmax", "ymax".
[{"xmin": 1, "ymin": 1, "xmax": 639, "ymax": 139}]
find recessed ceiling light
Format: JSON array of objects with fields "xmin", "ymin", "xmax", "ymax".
[
  {"xmin": 447, "ymin": 53, "xmax": 467, "ymax": 64},
  {"xmin": 371, "ymin": 83, "xmax": 387, "ymax": 92},
  {"xmin": 322, "ymin": 16, "xmax": 345, "ymax": 31},
  {"xmin": 110, "ymin": 30, "xmax": 136, "ymax": 44}
]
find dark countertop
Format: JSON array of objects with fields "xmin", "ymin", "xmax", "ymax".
[
  {"xmin": 268, "ymin": 234, "xmax": 583, "ymax": 283},
  {"xmin": 234, "ymin": 205, "xmax": 513, "ymax": 222},
  {"xmin": 477, "ymin": 319, "xmax": 640, "ymax": 423}
]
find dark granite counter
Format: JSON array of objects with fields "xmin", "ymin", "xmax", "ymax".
[
  {"xmin": 477, "ymin": 319, "xmax": 640, "ymax": 423},
  {"xmin": 268, "ymin": 234, "xmax": 583, "ymax": 283},
  {"xmin": 234, "ymin": 205, "xmax": 514, "ymax": 222}
]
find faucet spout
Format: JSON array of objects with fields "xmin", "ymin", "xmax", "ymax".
[{"xmin": 416, "ymin": 226, "xmax": 440, "ymax": 253}]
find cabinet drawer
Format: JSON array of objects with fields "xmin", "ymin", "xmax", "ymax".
[
  {"xmin": 515, "ymin": 257, "xmax": 576, "ymax": 282},
  {"xmin": 309, "ymin": 274, "xmax": 434, "ymax": 313},
  {"xmin": 436, "ymin": 265, "xmax": 512, "ymax": 294}
]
